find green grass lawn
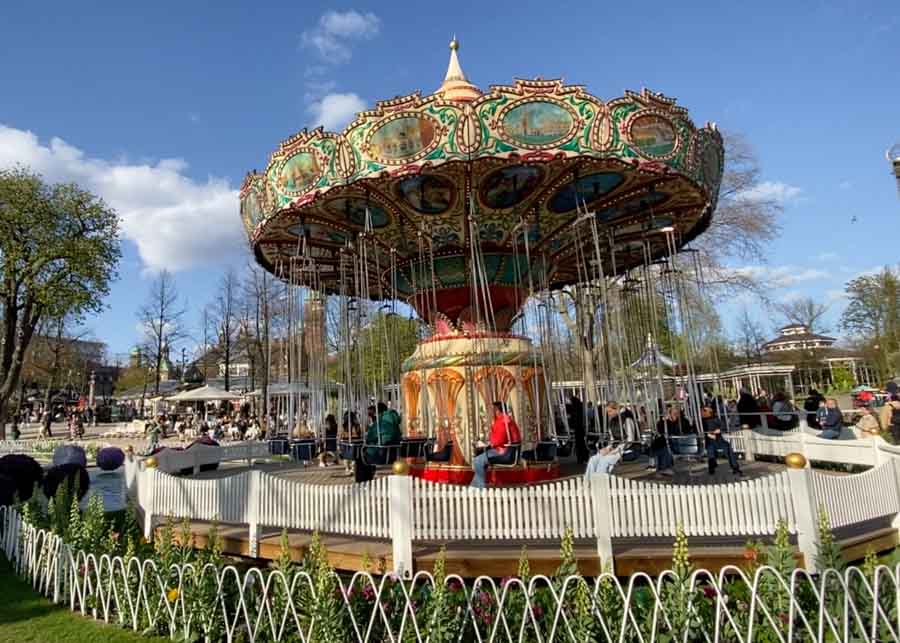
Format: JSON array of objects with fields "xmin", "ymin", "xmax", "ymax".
[{"xmin": 0, "ymin": 557, "xmax": 166, "ymax": 643}]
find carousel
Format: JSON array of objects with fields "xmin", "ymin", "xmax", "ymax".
[{"xmin": 240, "ymin": 40, "xmax": 724, "ymax": 484}]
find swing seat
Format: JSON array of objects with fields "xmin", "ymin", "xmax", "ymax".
[
  {"xmin": 268, "ymin": 438, "xmax": 290, "ymax": 456},
  {"xmin": 486, "ymin": 443, "xmax": 522, "ymax": 469},
  {"xmin": 362, "ymin": 443, "xmax": 401, "ymax": 467},
  {"xmin": 399, "ymin": 437, "xmax": 429, "ymax": 459},
  {"xmin": 339, "ymin": 439, "xmax": 364, "ymax": 462},
  {"xmin": 290, "ymin": 439, "xmax": 319, "ymax": 463},
  {"xmin": 522, "ymin": 441, "xmax": 557, "ymax": 463}
]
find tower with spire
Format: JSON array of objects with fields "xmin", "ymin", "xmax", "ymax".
[{"xmin": 436, "ymin": 38, "xmax": 481, "ymax": 102}]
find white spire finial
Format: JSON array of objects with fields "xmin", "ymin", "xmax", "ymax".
[
  {"xmin": 444, "ymin": 37, "xmax": 465, "ymax": 82},
  {"xmin": 437, "ymin": 37, "xmax": 481, "ymax": 101}
]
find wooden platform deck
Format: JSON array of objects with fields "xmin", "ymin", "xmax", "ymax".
[{"xmin": 164, "ymin": 518, "xmax": 898, "ymax": 578}]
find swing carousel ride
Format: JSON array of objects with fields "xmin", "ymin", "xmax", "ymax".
[{"xmin": 240, "ymin": 40, "xmax": 724, "ymax": 484}]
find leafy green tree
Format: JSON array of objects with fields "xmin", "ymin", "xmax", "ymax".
[
  {"xmin": 0, "ymin": 167, "xmax": 120, "ymax": 437},
  {"xmin": 337, "ymin": 311, "xmax": 421, "ymax": 391},
  {"xmin": 840, "ymin": 266, "xmax": 900, "ymax": 380}
]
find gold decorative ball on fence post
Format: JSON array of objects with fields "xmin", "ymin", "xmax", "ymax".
[
  {"xmin": 144, "ymin": 456, "xmax": 158, "ymax": 469},
  {"xmin": 784, "ymin": 452, "xmax": 807, "ymax": 469},
  {"xmin": 392, "ymin": 460, "xmax": 410, "ymax": 476}
]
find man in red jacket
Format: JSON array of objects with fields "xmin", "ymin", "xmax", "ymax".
[{"xmin": 471, "ymin": 401, "xmax": 521, "ymax": 487}]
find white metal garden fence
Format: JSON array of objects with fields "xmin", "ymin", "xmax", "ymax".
[{"xmin": 4, "ymin": 505, "xmax": 900, "ymax": 643}]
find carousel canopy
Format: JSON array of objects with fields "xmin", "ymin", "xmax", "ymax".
[
  {"xmin": 241, "ymin": 40, "xmax": 724, "ymax": 330},
  {"xmin": 629, "ymin": 344, "xmax": 679, "ymax": 370},
  {"xmin": 168, "ymin": 385, "xmax": 243, "ymax": 402}
]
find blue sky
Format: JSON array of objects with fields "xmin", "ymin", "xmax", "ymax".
[{"xmin": 1, "ymin": 0, "xmax": 898, "ymax": 359}]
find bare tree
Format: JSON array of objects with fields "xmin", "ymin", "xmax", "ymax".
[
  {"xmin": 137, "ymin": 270, "xmax": 186, "ymax": 396},
  {"xmin": 242, "ymin": 265, "xmax": 276, "ymax": 416},
  {"xmin": 209, "ymin": 269, "xmax": 240, "ymax": 391},
  {"xmin": 775, "ymin": 296, "xmax": 830, "ymax": 333},
  {"xmin": 734, "ymin": 307, "xmax": 767, "ymax": 365},
  {"xmin": 689, "ymin": 133, "xmax": 783, "ymax": 294}
]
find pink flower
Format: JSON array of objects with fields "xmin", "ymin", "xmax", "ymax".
[
  {"xmin": 702, "ymin": 586, "xmax": 717, "ymax": 599},
  {"xmin": 532, "ymin": 605, "xmax": 544, "ymax": 619}
]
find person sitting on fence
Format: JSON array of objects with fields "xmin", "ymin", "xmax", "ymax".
[
  {"xmin": 584, "ymin": 442, "xmax": 626, "ymax": 478},
  {"xmin": 819, "ymin": 398, "xmax": 844, "ymax": 439},
  {"xmin": 701, "ymin": 405, "xmax": 742, "ymax": 476},
  {"xmin": 364, "ymin": 402, "xmax": 402, "ymax": 465},
  {"xmin": 470, "ymin": 401, "xmax": 522, "ymax": 488},
  {"xmin": 770, "ymin": 392, "xmax": 798, "ymax": 430},
  {"xmin": 854, "ymin": 405, "xmax": 882, "ymax": 436}
]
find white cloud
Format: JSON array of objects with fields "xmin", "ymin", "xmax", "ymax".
[
  {"xmin": 732, "ymin": 264, "xmax": 830, "ymax": 286},
  {"xmin": 308, "ymin": 92, "xmax": 367, "ymax": 131},
  {"xmin": 825, "ymin": 289, "xmax": 848, "ymax": 303},
  {"xmin": 0, "ymin": 124, "xmax": 244, "ymax": 273},
  {"xmin": 301, "ymin": 10, "xmax": 380, "ymax": 63},
  {"xmin": 735, "ymin": 181, "xmax": 803, "ymax": 204}
]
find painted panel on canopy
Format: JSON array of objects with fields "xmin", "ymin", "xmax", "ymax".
[
  {"xmin": 368, "ymin": 116, "xmax": 437, "ymax": 161},
  {"xmin": 547, "ymin": 172, "xmax": 625, "ymax": 214},
  {"xmin": 396, "ymin": 174, "xmax": 455, "ymax": 214},
  {"xmin": 501, "ymin": 101, "xmax": 574, "ymax": 147},
  {"xmin": 323, "ymin": 198, "xmax": 390, "ymax": 228},
  {"xmin": 241, "ymin": 190, "xmax": 264, "ymax": 230},
  {"xmin": 595, "ymin": 190, "xmax": 669, "ymax": 223},
  {"xmin": 479, "ymin": 165, "xmax": 544, "ymax": 210},
  {"xmin": 277, "ymin": 152, "xmax": 321, "ymax": 194},
  {"xmin": 433, "ymin": 256, "xmax": 467, "ymax": 287},
  {"xmin": 630, "ymin": 114, "xmax": 677, "ymax": 157},
  {"xmin": 286, "ymin": 222, "xmax": 348, "ymax": 245}
]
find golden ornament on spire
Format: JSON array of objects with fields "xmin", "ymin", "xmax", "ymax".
[{"xmin": 437, "ymin": 37, "xmax": 481, "ymax": 102}]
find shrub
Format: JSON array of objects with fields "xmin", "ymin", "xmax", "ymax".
[
  {"xmin": 43, "ymin": 463, "xmax": 90, "ymax": 500},
  {"xmin": 52, "ymin": 444, "xmax": 87, "ymax": 468},
  {"xmin": 96, "ymin": 446, "xmax": 125, "ymax": 471},
  {"xmin": 0, "ymin": 453, "xmax": 43, "ymax": 501},
  {"xmin": 0, "ymin": 473, "xmax": 16, "ymax": 506}
]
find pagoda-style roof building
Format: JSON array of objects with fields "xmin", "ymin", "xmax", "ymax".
[{"xmin": 762, "ymin": 324, "xmax": 836, "ymax": 353}]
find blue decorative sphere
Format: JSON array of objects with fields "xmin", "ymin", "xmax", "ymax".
[{"xmin": 96, "ymin": 447, "xmax": 125, "ymax": 471}]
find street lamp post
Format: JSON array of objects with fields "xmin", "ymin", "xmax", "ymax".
[{"xmin": 888, "ymin": 144, "xmax": 900, "ymax": 198}]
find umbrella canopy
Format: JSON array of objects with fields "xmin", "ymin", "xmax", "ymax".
[
  {"xmin": 852, "ymin": 385, "xmax": 880, "ymax": 394},
  {"xmin": 168, "ymin": 385, "xmax": 243, "ymax": 402}
]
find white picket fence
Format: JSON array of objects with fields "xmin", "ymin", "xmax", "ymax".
[
  {"xmin": 811, "ymin": 464, "xmax": 900, "ymax": 529},
  {"xmin": 608, "ymin": 471, "xmax": 798, "ymax": 538},
  {"xmin": 410, "ymin": 476, "xmax": 595, "ymax": 541},
  {"xmin": 126, "ymin": 454, "xmax": 900, "ymax": 576},
  {"xmin": 5, "ymin": 505, "xmax": 900, "ymax": 643}
]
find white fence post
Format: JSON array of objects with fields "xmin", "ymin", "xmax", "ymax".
[
  {"xmin": 389, "ymin": 475, "xmax": 414, "ymax": 579},
  {"xmin": 248, "ymin": 469, "xmax": 261, "ymax": 557},
  {"xmin": 786, "ymin": 467, "xmax": 821, "ymax": 573},
  {"xmin": 742, "ymin": 429, "xmax": 755, "ymax": 462},
  {"xmin": 142, "ymin": 468, "xmax": 156, "ymax": 541},
  {"xmin": 590, "ymin": 473, "xmax": 615, "ymax": 574}
]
